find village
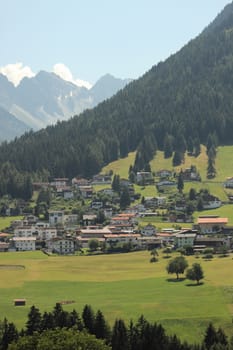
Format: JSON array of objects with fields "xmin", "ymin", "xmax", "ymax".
[{"xmin": 0, "ymin": 167, "xmax": 232, "ymax": 255}]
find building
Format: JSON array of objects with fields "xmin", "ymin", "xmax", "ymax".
[
  {"xmin": 12, "ymin": 237, "xmax": 36, "ymax": 251},
  {"xmin": 49, "ymin": 210, "xmax": 65, "ymax": 226},
  {"xmin": 46, "ymin": 238, "xmax": 76, "ymax": 254},
  {"xmin": 197, "ymin": 217, "xmax": 228, "ymax": 234},
  {"xmin": 141, "ymin": 224, "xmax": 156, "ymax": 236},
  {"xmin": 174, "ymin": 233, "xmax": 197, "ymax": 248}
]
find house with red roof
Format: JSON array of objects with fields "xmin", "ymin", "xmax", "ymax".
[{"xmin": 197, "ymin": 216, "xmax": 228, "ymax": 234}]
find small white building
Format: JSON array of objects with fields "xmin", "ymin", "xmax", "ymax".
[{"xmin": 13, "ymin": 237, "xmax": 36, "ymax": 251}]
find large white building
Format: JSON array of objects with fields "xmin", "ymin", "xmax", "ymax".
[{"xmin": 13, "ymin": 237, "xmax": 36, "ymax": 251}]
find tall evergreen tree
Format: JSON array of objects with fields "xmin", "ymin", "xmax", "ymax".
[
  {"xmin": 82, "ymin": 305, "xmax": 95, "ymax": 334},
  {"xmin": 25, "ymin": 306, "xmax": 42, "ymax": 335},
  {"xmin": 111, "ymin": 319, "xmax": 129, "ymax": 350}
]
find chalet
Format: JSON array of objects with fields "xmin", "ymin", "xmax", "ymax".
[
  {"xmin": 35, "ymin": 227, "xmax": 57, "ymax": 240},
  {"xmin": 174, "ymin": 233, "xmax": 197, "ymax": 248},
  {"xmin": 72, "ymin": 177, "xmax": 90, "ymax": 187},
  {"xmin": 50, "ymin": 178, "xmax": 69, "ymax": 189},
  {"xmin": 12, "ymin": 237, "xmax": 36, "ymax": 251},
  {"xmin": 49, "ymin": 210, "xmax": 65, "ymax": 226},
  {"xmin": 79, "ymin": 186, "xmax": 93, "ymax": 198},
  {"xmin": 46, "ymin": 237, "xmax": 76, "ymax": 254},
  {"xmin": 182, "ymin": 167, "xmax": 201, "ymax": 182},
  {"xmin": 91, "ymin": 174, "xmax": 112, "ymax": 185},
  {"xmin": 136, "ymin": 172, "xmax": 153, "ymax": 185},
  {"xmin": 14, "ymin": 226, "xmax": 34, "ymax": 237},
  {"xmin": 197, "ymin": 216, "xmax": 228, "ymax": 234},
  {"xmin": 141, "ymin": 224, "xmax": 156, "ymax": 236}
]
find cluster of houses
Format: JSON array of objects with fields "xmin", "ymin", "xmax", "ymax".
[
  {"xmin": 0, "ymin": 169, "xmax": 233, "ymax": 255},
  {"xmin": 0, "ymin": 210, "xmax": 232, "ymax": 254}
]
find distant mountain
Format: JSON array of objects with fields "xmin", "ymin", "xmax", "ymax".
[
  {"xmin": 0, "ymin": 71, "xmax": 131, "ymax": 141},
  {"xmin": 0, "ymin": 106, "xmax": 30, "ymax": 141},
  {"xmin": 0, "ymin": 2, "xmax": 233, "ymax": 177}
]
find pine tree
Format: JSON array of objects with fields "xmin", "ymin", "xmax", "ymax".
[
  {"xmin": 94, "ymin": 310, "xmax": 111, "ymax": 341},
  {"xmin": 25, "ymin": 305, "xmax": 42, "ymax": 335},
  {"xmin": 111, "ymin": 319, "xmax": 129, "ymax": 350},
  {"xmin": 82, "ymin": 304, "xmax": 95, "ymax": 334}
]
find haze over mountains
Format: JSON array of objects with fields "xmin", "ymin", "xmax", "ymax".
[{"xmin": 0, "ymin": 71, "xmax": 131, "ymax": 141}]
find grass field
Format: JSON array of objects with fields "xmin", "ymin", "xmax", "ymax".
[
  {"xmin": 101, "ymin": 145, "xmax": 233, "ymax": 202},
  {"xmin": 0, "ymin": 250, "xmax": 232, "ymax": 344}
]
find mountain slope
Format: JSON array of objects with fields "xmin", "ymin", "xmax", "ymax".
[
  {"xmin": 0, "ymin": 106, "xmax": 30, "ymax": 141},
  {"xmin": 0, "ymin": 72, "xmax": 131, "ymax": 140},
  {"xmin": 0, "ymin": 2, "xmax": 233, "ymax": 177}
]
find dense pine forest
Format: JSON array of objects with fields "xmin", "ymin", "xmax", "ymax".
[{"xmin": 1, "ymin": 3, "xmax": 233, "ymax": 182}]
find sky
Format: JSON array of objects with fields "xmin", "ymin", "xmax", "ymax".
[{"xmin": 0, "ymin": 0, "xmax": 231, "ymax": 88}]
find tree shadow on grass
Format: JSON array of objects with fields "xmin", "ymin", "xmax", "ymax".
[
  {"xmin": 186, "ymin": 282, "xmax": 204, "ymax": 287},
  {"xmin": 166, "ymin": 277, "xmax": 186, "ymax": 283}
]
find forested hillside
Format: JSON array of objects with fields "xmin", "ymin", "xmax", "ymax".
[{"xmin": 1, "ymin": 2, "xmax": 233, "ymax": 179}]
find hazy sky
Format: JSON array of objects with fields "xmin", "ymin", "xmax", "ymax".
[{"xmin": 0, "ymin": 0, "xmax": 231, "ymax": 87}]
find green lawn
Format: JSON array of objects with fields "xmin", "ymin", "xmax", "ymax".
[
  {"xmin": 0, "ymin": 250, "xmax": 232, "ymax": 343},
  {"xmin": 0, "ymin": 216, "xmax": 23, "ymax": 231}
]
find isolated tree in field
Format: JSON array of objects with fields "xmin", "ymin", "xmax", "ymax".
[
  {"xmin": 163, "ymin": 247, "xmax": 172, "ymax": 258},
  {"xmin": 186, "ymin": 263, "xmax": 204, "ymax": 284},
  {"xmin": 166, "ymin": 256, "xmax": 188, "ymax": 279},
  {"xmin": 150, "ymin": 248, "xmax": 159, "ymax": 263}
]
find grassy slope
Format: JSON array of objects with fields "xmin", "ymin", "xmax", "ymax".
[{"xmin": 0, "ymin": 251, "xmax": 232, "ymax": 343}]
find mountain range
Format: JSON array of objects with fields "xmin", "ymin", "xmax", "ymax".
[
  {"xmin": 0, "ymin": 72, "xmax": 131, "ymax": 141},
  {"xmin": 0, "ymin": 2, "xmax": 233, "ymax": 179}
]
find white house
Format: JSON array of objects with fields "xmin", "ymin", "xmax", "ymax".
[
  {"xmin": 174, "ymin": 233, "xmax": 197, "ymax": 248},
  {"xmin": 202, "ymin": 198, "xmax": 222, "ymax": 210},
  {"xmin": 13, "ymin": 237, "xmax": 36, "ymax": 251},
  {"xmin": 36, "ymin": 227, "xmax": 57, "ymax": 240},
  {"xmin": 14, "ymin": 226, "xmax": 34, "ymax": 237},
  {"xmin": 49, "ymin": 210, "xmax": 65, "ymax": 226},
  {"xmin": 197, "ymin": 217, "xmax": 228, "ymax": 234},
  {"xmin": 46, "ymin": 238, "xmax": 76, "ymax": 254},
  {"xmin": 141, "ymin": 224, "xmax": 156, "ymax": 236}
]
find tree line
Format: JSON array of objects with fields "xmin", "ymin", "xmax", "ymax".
[{"xmin": 0, "ymin": 303, "xmax": 232, "ymax": 349}]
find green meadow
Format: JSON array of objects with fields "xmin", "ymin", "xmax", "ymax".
[
  {"xmin": 0, "ymin": 250, "xmax": 232, "ymax": 343},
  {"xmin": 102, "ymin": 145, "xmax": 233, "ymax": 194}
]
